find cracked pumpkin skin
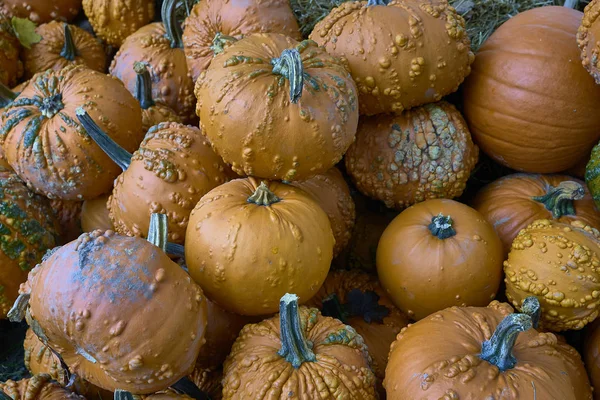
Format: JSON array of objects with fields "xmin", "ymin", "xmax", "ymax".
[
  {"xmin": 0, "ymin": 22, "xmax": 23, "ymax": 88},
  {"xmin": 0, "ymin": 374, "xmax": 85, "ymax": 400},
  {"xmin": 0, "ymin": 0, "xmax": 81, "ymax": 23},
  {"xmin": 345, "ymin": 101, "xmax": 478, "ymax": 210},
  {"xmin": 310, "ymin": 0, "xmax": 474, "ymax": 116},
  {"xmin": 578, "ymin": 0, "xmax": 600, "ymax": 84},
  {"xmin": 384, "ymin": 301, "xmax": 592, "ymax": 399},
  {"xmin": 505, "ymin": 219, "xmax": 600, "ymax": 331}
]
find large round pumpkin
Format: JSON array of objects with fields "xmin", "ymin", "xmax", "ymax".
[
  {"xmin": 310, "ymin": 0, "xmax": 474, "ymax": 116},
  {"xmin": 0, "ymin": 21, "xmax": 23, "ymax": 88},
  {"xmin": 473, "ymin": 174, "xmax": 600, "ymax": 254},
  {"xmin": 345, "ymin": 101, "xmax": 478, "ymax": 209},
  {"xmin": 377, "ymin": 198, "xmax": 504, "ymax": 320},
  {"xmin": 578, "ymin": 0, "xmax": 600, "ymax": 84},
  {"xmin": 0, "ymin": 0, "xmax": 81, "ymax": 23},
  {"xmin": 463, "ymin": 6, "xmax": 600, "ymax": 173},
  {"xmin": 195, "ymin": 34, "xmax": 359, "ymax": 181},
  {"xmin": 0, "ymin": 374, "xmax": 85, "ymax": 399},
  {"xmin": 81, "ymin": 194, "xmax": 112, "ymax": 232},
  {"xmin": 185, "ymin": 178, "xmax": 334, "ymax": 315}
]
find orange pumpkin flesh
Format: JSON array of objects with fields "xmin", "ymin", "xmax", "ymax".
[
  {"xmin": 81, "ymin": 194, "xmax": 112, "ymax": 232},
  {"xmin": 377, "ymin": 198, "xmax": 503, "ymax": 320},
  {"xmin": 0, "ymin": 0, "xmax": 81, "ymax": 23},
  {"xmin": 0, "ymin": 374, "xmax": 85, "ymax": 399},
  {"xmin": 579, "ymin": 0, "xmax": 600, "ymax": 84},
  {"xmin": 0, "ymin": 22, "xmax": 23, "ymax": 88}
]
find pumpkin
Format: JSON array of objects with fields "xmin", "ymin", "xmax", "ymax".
[
  {"xmin": 0, "ymin": 167, "xmax": 58, "ymax": 319},
  {"xmin": 82, "ymin": 0, "xmax": 154, "ymax": 47},
  {"xmin": 505, "ymin": 219, "xmax": 600, "ymax": 331},
  {"xmin": 0, "ymin": 374, "xmax": 85, "ymax": 400},
  {"xmin": 472, "ymin": 174, "xmax": 600, "ymax": 254},
  {"xmin": 309, "ymin": 0, "xmax": 474, "ymax": 116},
  {"xmin": 182, "ymin": 0, "xmax": 301, "ymax": 82},
  {"xmin": 9, "ymin": 214, "xmax": 208, "ymax": 394},
  {"xmin": 585, "ymin": 319, "xmax": 600, "ymax": 400},
  {"xmin": 81, "ymin": 194, "xmax": 112, "ymax": 232},
  {"xmin": 579, "ymin": 0, "xmax": 600, "ymax": 84},
  {"xmin": 49, "ymin": 198, "xmax": 82, "ymax": 244},
  {"xmin": 463, "ymin": 6, "xmax": 600, "ymax": 173},
  {"xmin": 109, "ymin": 0, "xmax": 195, "ymax": 123},
  {"xmin": 384, "ymin": 299, "xmax": 592, "ymax": 399},
  {"xmin": 0, "ymin": 19, "xmax": 23, "ymax": 88},
  {"xmin": 195, "ymin": 34, "xmax": 359, "ymax": 181},
  {"xmin": 0, "ymin": 82, "xmax": 17, "ymax": 110},
  {"xmin": 189, "ymin": 367, "xmax": 222, "ymax": 400},
  {"xmin": 222, "ymin": 293, "xmax": 377, "ymax": 399},
  {"xmin": 185, "ymin": 178, "xmax": 334, "ymax": 315},
  {"xmin": 291, "ymin": 167, "xmax": 355, "ymax": 257},
  {"xmin": 377, "ymin": 198, "xmax": 503, "ymax": 320},
  {"xmin": 345, "ymin": 101, "xmax": 479, "ymax": 210},
  {"xmin": 0, "ymin": 0, "xmax": 81, "ymax": 23},
  {"xmin": 586, "ymin": 141, "xmax": 600, "ymax": 209}
]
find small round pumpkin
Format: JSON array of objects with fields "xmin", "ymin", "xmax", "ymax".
[
  {"xmin": 185, "ymin": 178, "xmax": 334, "ymax": 315},
  {"xmin": 222, "ymin": 293, "xmax": 377, "ymax": 399},
  {"xmin": 473, "ymin": 174, "xmax": 600, "ymax": 254},
  {"xmin": 0, "ymin": 20, "xmax": 23, "ymax": 88},
  {"xmin": 0, "ymin": 0, "xmax": 81, "ymax": 23},
  {"xmin": 578, "ymin": 0, "xmax": 600, "ymax": 84},
  {"xmin": 0, "ymin": 374, "xmax": 85, "ymax": 400},
  {"xmin": 81, "ymin": 194, "xmax": 112, "ymax": 232},
  {"xmin": 384, "ymin": 300, "xmax": 593, "ymax": 399},
  {"xmin": 310, "ymin": 0, "xmax": 474, "ymax": 116},
  {"xmin": 345, "ymin": 101, "xmax": 479, "ymax": 210},
  {"xmin": 49, "ymin": 198, "xmax": 83, "ymax": 244},
  {"xmin": 195, "ymin": 34, "xmax": 359, "ymax": 181},
  {"xmin": 377, "ymin": 198, "xmax": 503, "ymax": 320},
  {"xmin": 505, "ymin": 219, "xmax": 600, "ymax": 331}
]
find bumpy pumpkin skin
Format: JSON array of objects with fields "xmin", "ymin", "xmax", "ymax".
[
  {"xmin": 49, "ymin": 198, "xmax": 83, "ymax": 244},
  {"xmin": 384, "ymin": 301, "xmax": 593, "ymax": 400},
  {"xmin": 377, "ymin": 198, "xmax": 504, "ymax": 320},
  {"xmin": 505, "ymin": 219, "xmax": 600, "ymax": 331},
  {"xmin": 182, "ymin": 0, "xmax": 301, "ymax": 82},
  {"xmin": 0, "ymin": 374, "xmax": 86, "ymax": 400},
  {"xmin": 81, "ymin": 194, "xmax": 112, "ymax": 232},
  {"xmin": 223, "ymin": 305, "xmax": 377, "ymax": 399},
  {"xmin": 82, "ymin": 0, "xmax": 154, "ymax": 47},
  {"xmin": 578, "ymin": 0, "xmax": 600, "ymax": 84},
  {"xmin": 189, "ymin": 366, "xmax": 223, "ymax": 400},
  {"xmin": 24, "ymin": 229, "xmax": 208, "ymax": 393},
  {"xmin": 473, "ymin": 174, "xmax": 600, "ymax": 254},
  {"xmin": 345, "ymin": 101, "xmax": 478, "ymax": 210},
  {"xmin": 185, "ymin": 178, "xmax": 334, "ymax": 316},
  {"xmin": 0, "ymin": 65, "xmax": 144, "ymax": 201},
  {"xmin": 0, "ymin": 24, "xmax": 23, "ymax": 88},
  {"xmin": 196, "ymin": 34, "xmax": 359, "ymax": 181},
  {"xmin": 587, "ymin": 141, "xmax": 600, "ymax": 209},
  {"xmin": 463, "ymin": 6, "xmax": 600, "ymax": 173},
  {"xmin": 141, "ymin": 103, "xmax": 181, "ymax": 133},
  {"xmin": 108, "ymin": 122, "xmax": 232, "ymax": 244},
  {"xmin": 310, "ymin": 0, "xmax": 473, "ymax": 116},
  {"xmin": 291, "ymin": 167, "xmax": 356, "ymax": 257},
  {"xmin": 0, "ymin": 0, "xmax": 81, "ymax": 23}
]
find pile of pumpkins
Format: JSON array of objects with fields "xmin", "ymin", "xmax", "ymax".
[{"xmin": 3, "ymin": 0, "xmax": 600, "ymax": 398}]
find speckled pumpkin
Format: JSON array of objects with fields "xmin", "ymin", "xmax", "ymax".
[
  {"xmin": 182, "ymin": 0, "xmax": 301, "ymax": 82},
  {"xmin": 384, "ymin": 300, "xmax": 593, "ymax": 399},
  {"xmin": 473, "ymin": 174, "xmax": 600, "ymax": 254},
  {"xmin": 185, "ymin": 178, "xmax": 334, "ymax": 315},
  {"xmin": 578, "ymin": 0, "xmax": 600, "ymax": 84},
  {"xmin": 0, "ymin": 0, "xmax": 81, "ymax": 23},
  {"xmin": 0, "ymin": 374, "xmax": 85, "ymax": 400},
  {"xmin": 222, "ymin": 293, "xmax": 377, "ymax": 399},
  {"xmin": 291, "ymin": 167, "xmax": 355, "ymax": 257},
  {"xmin": 586, "ymin": 141, "xmax": 600, "ymax": 209},
  {"xmin": 0, "ymin": 65, "xmax": 144, "ymax": 200},
  {"xmin": 345, "ymin": 101, "xmax": 478, "ymax": 210},
  {"xmin": 310, "ymin": 0, "xmax": 473, "ymax": 116},
  {"xmin": 49, "ymin": 198, "xmax": 82, "ymax": 244},
  {"xmin": 81, "ymin": 194, "xmax": 112, "ymax": 232},
  {"xmin": 505, "ymin": 219, "xmax": 600, "ymax": 331},
  {"xmin": 195, "ymin": 34, "xmax": 359, "ymax": 181},
  {"xmin": 82, "ymin": 0, "xmax": 154, "ymax": 47},
  {"xmin": 377, "ymin": 198, "xmax": 504, "ymax": 320},
  {"xmin": 0, "ymin": 20, "xmax": 23, "ymax": 88}
]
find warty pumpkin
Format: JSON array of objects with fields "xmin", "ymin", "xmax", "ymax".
[
  {"xmin": 109, "ymin": 0, "xmax": 195, "ymax": 123},
  {"xmin": 0, "ymin": 19, "xmax": 23, "ymax": 88},
  {"xmin": 310, "ymin": 0, "xmax": 474, "ymax": 116},
  {"xmin": 473, "ymin": 174, "xmax": 600, "ymax": 254},
  {"xmin": 463, "ymin": 6, "xmax": 600, "ymax": 173},
  {"xmin": 579, "ymin": 0, "xmax": 600, "ymax": 84},
  {"xmin": 384, "ymin": 299, "xmax": 593, "ymax": 399},
  {"xmin": 185, "ymin": 177, "xmax": 334, "ymax": 315},
  {"xmin": 0, "ymin": 65, "xmax": 144, "ymax": 200},
  {"xmin": 0, "ymin": 374, "xmax": 85, "ymax": 400},
  {"xmin": 222, "ymin": 293, "xmax": 377, "ymax": 399},
  {"xmin": 195, "ymin": 33, "xmax": 359, "ymax": 181},
  {"xmin": 505, "ymin": 219, "xmax": 600, "ymax": 331},
  {"xmin": 345, "ymin": 101, "xmax": 479, "ymax": 210},
  {"xmin": 49, "ymin": 198, "xmax": 82, "ymax": 244},
  {"xmin": 80, "ymin": 194, "xmax": 112, "ymax": 233},
  {"xmin": 8, "ymin": 214, "xmax": 208, "ymax": 394},
  {"xmin": 377, "ymin": 198, "xmax": 504, "ymax": 320},
  {"xmin": 182, "ymin": 0, "xmax": 301, "ymax": 82},
  {"xmin": 188, "ymin": 367, "xmax": 222, "ymax": 400},
  {"xmin": 0, "ymin": 0, "xmax": 81, "ymax": 23},
  {"xmin": 587, "ymin": 141, "xmax": 600, "ymax": 209}
]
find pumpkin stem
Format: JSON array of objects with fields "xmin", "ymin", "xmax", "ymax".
[
  {"xmin": 564, "ymin": 0, "xmax": 578, "ymax": 8},
  {"xmin": 0, "ymin": 390, "xmax": 12, "ymax": 400},
  {"xmin": 0, "ymin": 82, "xmax": 17, "ymax": 108},
  {"xmin": 162, "ymin": 0, "xmax": 183, "ymax": 49},
  {"xmin": 75, "ymin": 107, "xmax": 132, "ymax": 171},
  {"xmin": 210, "ymin": 32, "xmax": 238, "ymax": 55},
  {"xmin": 166, "ymin": 242, "xmax": 185, "ymax": 259},
  {"xmin": 428, "ymin": 213, "xmax": 456, "ymax": 240},
  {"xmin": 39, "ymin": 93, "xmax": 64, "ymax": 118},
  {"xmin": 59, "ymin": 23, "xmax": 77, "ymax": 61},
  {"xmin": 271, "ymin": 48, "xmax": 304, "ymax": 104},
  {"xmin": 321, "ymin": 293, "xmax": 349, "ymax": 324},
  {"xmin": 521, "ymin": 296, "xmax": 541, "ymax": 329},
  {"xmin": 367, "ymin": 0, "xmax": 389, "ymax": 5},
  {"xmin": 532, "ymin": 181, "xmax": 585, "ymax": 219},
  {"xmin": 277, "ymin": 293, "xmax": 316, "ymax": 368},
  {"xmin": 7, "ymin": 292, "xmax": 30, "ymax": 322},
  {"xmin": 247, "ymin": 181, "xmax": 281, "ymax": 206},
  {"xmin": 114, "ymin": 390, "xmax": 134, "ymax": 400},
  {"xmin": 148, "ymin": 213, "xmax": 168, "ymax": 253},
  {"xmin": 479, "ymin": 313, "xmax": 532, "ymax": 371},
  {"xmin": 134, "ymin": 62, "xmax": 155, "ymax": 109}
]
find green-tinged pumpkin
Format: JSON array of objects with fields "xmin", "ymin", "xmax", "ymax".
[{"xmin": 586, "ymin": 141, "xmax": 600, "ymax": 209}]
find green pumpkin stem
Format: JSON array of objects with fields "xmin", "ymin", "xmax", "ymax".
[
  {"xmin": 271, "ymin": 48, "xmax": 304, "ymax": 104},
  {"xmin": 247, "ymin": 181, "xmax": 280, "ymax": 206},
  {"xmin": 521, "ymin": 296, "xmax": 541, "ymax": 329},
  {"xmin": 367, "ymin": 0, "xmax": 389, "ymax": 5},
  {"xmin": 59, "ymin": 23, "xmax": 77, "ymax": 61},
  {"xmin": 162, "ymin": 0, "xmax": 183, "ymax": 48},
  {"xmin": 210, "ymin": 32, "xmax": 238, "ymax": 55},
  {"xmin": 321, "ymin": 293, "xmax": 349, "ymax": 324},
  {"xmin": 0, "ymin": 82, "xmax": 17, "ymax": 108},
  {"xmin": 114, "ymin": 390, "xmax": 134, "ymax": 400},
  {"xmin": 148, "ymin": 213, "xmax": 168, "ymax": 253},
  {"xmin": 428, "ymin": 213, "xmax": 456, "ymax": 239},
  {"xmin": 277, "ymin": 293, "xmax": 316, "ymax": 368},
  {"xmin": 0, "ymin": 390, "xmax": 12, "ymax": 400},
  {"xmin": 39, "ymin": 93, "xmax": 64, "ymax": 118},
  {"xmin": 134, "ymin": 62, "xmax": 155, "ymax": 109},
  {"xmin": 479, "ymin": 313, "xmax": 532, "ymax": 371},
  {"xmin": 532, "ymin": 181, "xmax": 585, "ymax": 219},
  {"xmin": 170, "ymin": 376, "xmax": 212, "ymax": 400},
  {"xmin": 75, "ymin": 107, "xmax": 132, "ymax": 171},
  {"xmin": 564, "ymin": 0, "xmax": 578, "ymax": 8},
  {"xmin": 7, "ymin": 292, "xmax": 30, "ymax": 322}
]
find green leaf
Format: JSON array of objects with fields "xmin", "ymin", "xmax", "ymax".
[{"xmin": 11, "ymin": 17, "xmax": 41, "ymax": 49}]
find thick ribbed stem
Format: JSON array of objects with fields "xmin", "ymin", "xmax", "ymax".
[
  {"xmin": 367, "ymin": 0, "xmax": 388, "ymax": 5},
  {"xmin": 532, "ymin": 181, "xmax": 585, "ymax": 219},
  {"xmin": 148, "ymin": 213, "xmax": 168, "ymax": 253},
  {"xmin": 277, "ymin": 293, "xmax": 316, "ymax": 368},
  {"xmin": 162, "ymin": 0, "xmax": 183, "ymax": 48},
  {"xmin": 0, "ymin": 82, "xmax": 17, "ymax": 108},
  {"xmin": 271, "ymin": 48, "xmax": 304, "ymax": 104},
  {"xmin": 7, "ymin": 292, "xmax": 30, "ymax": 322},
  {"xmin": 564, "ymin": 0, "xmax": 578, "ymax": 8},
  {"xmin": 521, "ymin": 296, "xmax": 541, "ymax": 329},
  {"xmin": 39, "ymin": 93, "xmax": 64, "ymax": 118},
  {"xmin": 247, "ymin": 181, "xmax": 280, "ymax": 206},
  {"xmin": 210, "ymin": 32, "xmax": 238, "ymax": 55},
  {"xmin": 114, "ymin": 390, "xmax": 134, "ymax": 400},
  {"xmin": 134, "ymin": 62, "xmax": 155, "ymax": 109},
  {"xmin": 479, "ymin": 313, "xmax": 532, "ymax": 371},
  {"xmin": 60, "ymin": 23, "xmax": 77, "ymax": 61},
  {"xmin": 428, "ymin": 214, "xmax": 456, "ymax": 239}
]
